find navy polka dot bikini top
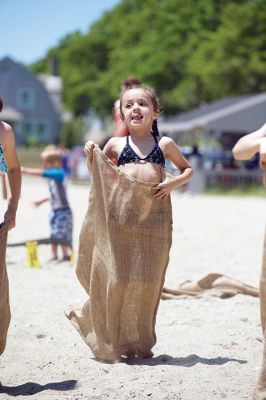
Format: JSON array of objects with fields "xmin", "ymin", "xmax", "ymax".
[{"xmin": 117, "ymin": 134, "xmax": 165, "ymax": 168}]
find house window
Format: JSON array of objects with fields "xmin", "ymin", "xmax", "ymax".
[
  {"xmin": 17, "ymin": 87, "xmax": 35, "ymax": 109},
  {"xmin": 37, "ymin": 122, "xmax": 45, "ymax": 135},
  {"xmin": 35, "ymin": 119, "xmax": 51, "ymax": 141},
  {"xmin": 24, "ymin": 122, "xmax": 32, "ymax": 133},
  {"xmin": 36, "ymin": 121, "xmax": 50, "ymax": 139}
]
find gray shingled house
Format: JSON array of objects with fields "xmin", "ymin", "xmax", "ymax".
[
  {"xmin": 159, "ymin": 93, "xmax": 266, "ymax": 189},
  {"xmin": 0, "ymin": 57, "xmax": 62, "ymax": 145},
  {"xmin": 159, "ymin": 93, "xmax": 266, "ymax": 148}
]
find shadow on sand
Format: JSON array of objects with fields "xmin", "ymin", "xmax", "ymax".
[
  {"xmin": 123, "ymin": 353, "xmax": 247, "ymax": 366},
  {"xmin": 0, "ymin": 379, "xmax": 77, "ymax": 397}
]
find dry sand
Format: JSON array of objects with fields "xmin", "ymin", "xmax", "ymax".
[{"xmin": 0, "ymin": 175, "xmax": 265, "ymax": 399}]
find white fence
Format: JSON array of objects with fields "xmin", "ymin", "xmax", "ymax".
[{"xmin": 206, "ymin": 169, "xmax": 263, "ymax": 188}]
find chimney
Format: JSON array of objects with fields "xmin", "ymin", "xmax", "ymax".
[{"xmin": 50, "ymin": 55, "xmax": 59, "ymax": 76}]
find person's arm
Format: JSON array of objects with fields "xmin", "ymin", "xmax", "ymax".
[
  {"xmin": 21, "ymin": 166, "xmax": 43, "ymax": 176},
  {"xmin": 21, "ymin": 167, "xmax": 52, "ymax": 206},
  {"xmin": 154, "ymin": 137, "xmax": 193, "ymax": 200},
  {"xmin": 2, "ymin": 124, "xmax": 21, "ymax": 230},
  {"xmin": 232, "ymin": 123, "xmax": 266, "ymax": 160},
  {"xmin": 33, "ymin": 197, "xmax": 49, "ymax": 207},
  {"xmin": 22, "ymin": 166, "xmax": 65, "ymax": 182}
]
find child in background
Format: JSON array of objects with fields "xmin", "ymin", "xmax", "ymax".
[
  {"xmin": 233, "ymin": 122, "xmax": 266, "ymax": 400},
  {"xmin": 66, "ymin": 84, "xmax": 193, "ymax": 362},
  {"xmin": 21, "ymin": 146, "xmax": 73, "ymax": 263}
]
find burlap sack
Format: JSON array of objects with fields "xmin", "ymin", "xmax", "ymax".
[
  {"xmin": 253, "ymin": 167, "xmax": 266, "ymax": 399},
  {"xmin": 0, "ymin": 222, "xmax": 10, "ymax": 355},
  {"xmin": 253, "ymin": 228, "xmax": 266, "ymax": 399},
  {"xmin": 66, "ymin": 147, "xmax": 172, "ymax": 362},
  {"xmin": 162, "ymin": 273, "xmax": 259, "ymax": 300}
]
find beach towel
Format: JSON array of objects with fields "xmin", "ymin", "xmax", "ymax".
[
  {"xmin": 0, "ymin": 222, "xmax": 10, "ymax": 355},
  {"xmin": 66, "ymin": 147, "xmax": 172, "ymax": 362},
  {"xmin": 162, "ymin": 273, "xmax": 259, "ymax": 300}
]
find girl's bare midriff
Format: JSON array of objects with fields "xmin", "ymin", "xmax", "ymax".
[{"xmin": 118, "ymin": 161, "xmax": 164, "ymax": 184}]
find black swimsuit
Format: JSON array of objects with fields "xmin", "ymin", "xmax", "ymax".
[{"xmin": 117, "ymin": 134, "xmax": 165, "ymax": 168}]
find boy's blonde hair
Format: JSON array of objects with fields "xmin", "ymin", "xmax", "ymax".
[{"xmin": 41, "ymin": 145, "xmax": 62, "ymax": 164}]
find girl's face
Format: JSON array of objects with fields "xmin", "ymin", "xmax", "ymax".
[{"xmin": 120, "ymin": 88, "xmax": 159, "ymax": 132}]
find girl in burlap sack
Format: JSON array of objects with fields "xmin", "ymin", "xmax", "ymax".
[
  {"xmin": 0, "ymin": 97, "xmax": 21, "ymax": 355},
  {"xmin": 66, "ymin": 85, "xmax": 193, "ymax": 362},
  {"xmin": 88, "ymin": 85, "xmax": 193, "ymax": 200},
  {"xmin": 233, "ymin": 122, "xmax": 266, "ymax": 400}
]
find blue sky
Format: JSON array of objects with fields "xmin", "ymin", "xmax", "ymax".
[{"xmin": 1, "ymin": 0, "xmax": 122, "ymax": 65}]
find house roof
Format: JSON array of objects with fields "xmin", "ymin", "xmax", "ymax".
[
  {"xmin": 0, "ymin": 106, "xmax": 23, "ymax": 121},
  {"xmin": 159, "ymin": 93, "xmax": 266, "ymax": 134},
  {"xmin": 0, "ymin": 57, "xmax": 61, "ymax": 120}
]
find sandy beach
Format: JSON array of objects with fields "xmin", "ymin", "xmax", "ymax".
[{"xmin": 0, "ymin": 175, "xmax": 265, "ymax": 400}]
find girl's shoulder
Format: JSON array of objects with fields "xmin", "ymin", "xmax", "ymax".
[
  {"xmin": 103, "ymin": 136, "xmax": 126, "ymax": 156},
  {"xmin": 106, "ymin": 136, "xmax": 126, "ymax": 147},
  {"xmin": 0, "ymin": 120, "xmax": 13, "ymax": 132},
  {"xmin": 159, "ymin": 135, "xmax": 173, "ymax": 143},
  {"xmin": 158, "ymin": 136, "xmax": 184, "ymax": 159},
  {"xmin": 158, "ymin": 135, "xmax": 176, "ymax": 149}
]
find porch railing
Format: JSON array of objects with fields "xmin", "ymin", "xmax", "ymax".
[{"xmin": 205, "ymin": 168, "xmax": 263, "ymax": 188}]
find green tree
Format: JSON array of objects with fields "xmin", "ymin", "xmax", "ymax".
[{"xmin": 30, "ymin": 0, "xmax": 266, "ymax": 117}]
